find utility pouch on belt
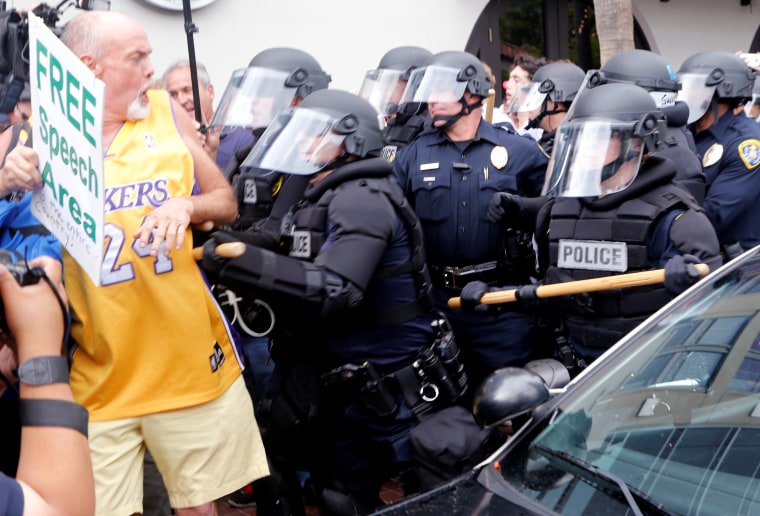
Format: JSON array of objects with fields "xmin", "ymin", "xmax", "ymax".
[
  {"xmin": 416, "ymin": 317, "xmax": 468, "ymax": 404},
  {"xmin": 321, "ymin": 362, "xmax": 398, "ymax": 417},
  {"xmin": 360, "ymin": 362, "xmax": 398, "ymax": 417}
]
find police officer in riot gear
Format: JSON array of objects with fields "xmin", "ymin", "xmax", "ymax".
[
  {"xmin": 209, "ymin": 47, "xmax": 332, "ymax": 231},
  {"xmin": 580, "ymin": 49, "xmax": 707, "ymax": 204},
  {"xmin": 677, "ymin": 50, "xmax": 760, "ymax": 255},
  {"xmin": 202, "ymin": 90, "xmax": 469, "ymax": 515},
  {"xmin": 506, "ymin": 61, "xmax": 585, "ymax": 157},
  {"xmin": 392, "ymin": 50, "xmax": 549, "ymax": 390},
  {"xmin": 357, "ymin": 46, "xmax": 433, "ymax": 161},
  {"xmin": 483, "ymin": 83, "xmax": 722, "ymax": 368}
]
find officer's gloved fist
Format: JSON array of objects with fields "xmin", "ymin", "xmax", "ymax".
[
  {"xmin": 664, "ymin": 254, "xmax": 702, "ymax": 295},
  {"xmin": 200, "ymin": 231, "xmax": 241, "ymax": 278},
  {"xmin": 460, "ymin": 280, "xmax": 493, "ymax": 312},
  {"xmin": 487, "ymin": 192, "xmax": 525, "ymax": 224}
]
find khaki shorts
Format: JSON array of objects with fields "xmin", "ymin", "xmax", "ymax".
[{"xmin": 88, "ymin": 376, "xmax": 269, "ymax": 515}]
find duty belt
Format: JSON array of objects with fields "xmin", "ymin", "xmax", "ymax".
[{"xmin": 429, "ymin": 261, "xmax": 503, "ymax": 291}]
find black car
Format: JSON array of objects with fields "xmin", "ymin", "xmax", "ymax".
[{"xmin": 376, "ymin": 247, "xmax": 760, "ymax": 515}]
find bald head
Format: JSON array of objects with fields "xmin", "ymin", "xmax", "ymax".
[
  {"xmin": 61, "ymin": 10, "xmax": 155, "ymax": 123},
  {"xmin": 61, "ymin": 11, "xmax": 143, "ymax": 60}
]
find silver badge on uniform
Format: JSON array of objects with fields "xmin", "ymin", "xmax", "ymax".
[
  {"xmin": 558, "ymin": 239, "xmax": 628, "ymax": 272},
  {"xmin": 702, "ymin": 143, "xmax": 724, "ymax": 168},
  {"xmin": 491, "ymin": 146, "xmax": 509, "ymax": 169}
]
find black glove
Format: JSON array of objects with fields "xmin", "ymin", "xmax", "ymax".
[
  {"xmin": 200, "ymin": 230, "xmax": 243, "ymax": 279},
  {"xmin": 487, "ymin": 192, "xmax": 525, "ymax": 223},
  {"xmin": 460, "ymin": 280, "xmax": 492, "ymax": 312},
  {"xmin": 664, "ymin": 254, "xmax": 702, "ymax": 294}
]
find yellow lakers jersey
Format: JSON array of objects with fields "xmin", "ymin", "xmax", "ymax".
[{"xmin": 65, "ymin": 89, "xmax": 241, "ymax": 421}]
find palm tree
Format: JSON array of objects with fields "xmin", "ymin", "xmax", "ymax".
[{"xmin": 593, "ymin": 0, "xmax": 634, "ymax": 65}]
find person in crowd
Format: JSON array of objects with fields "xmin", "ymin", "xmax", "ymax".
[
  {"xmin": 162, "ymin": 59, "xmax": 253, "ymax": 171},
  {"xmin": 392, "ymin": 50, "xmax": 549, "ymax": 391},
  {"xmin": 2, "ymin": 10, "xmax": 270, "ymax": 515},
  {"xmin": 483, "ymin": 83, "xmax": 722, "ymax": 369},
  {"xmin": 0, "ymin": 255, "xmax": 95, "ymax": 516},
  {"xmin": 201, "ymin": 89, "xmax": 477, "ymax": 515},
  {"xmin": 499, "ymin": 54, "xmax": 546, "ymax": 130},
  {"xmin": 506, "ymin": 61, "xmax": 585, "ymax": 157},
  {"xmin": 677, "ymin": 51, "xmax": 760, "ymax": 258},
  {"xmin": 357, "ymin": 45, "xmax": 433, "ymax": 161}
]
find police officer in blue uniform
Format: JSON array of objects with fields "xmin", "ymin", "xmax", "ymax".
[
  {"xmin": 202, "ymin": 90, "xmax": 467, "ymax": 515},
  {"xmin": 357, "ymin": 45, "xmax": 433, "ymax": 162},
  {"xmin": 677, "ymin": 51, "xmax": 760, "ymax": 256},
  {"xmin": 483, "ymin": 83, "xmax": 722, "ymax": 368},
  {"xmin": 391, "ymin": 50, "xmax": 549, "ymax": 390}
]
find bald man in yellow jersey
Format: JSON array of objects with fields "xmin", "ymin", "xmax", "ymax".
[{"xmin": 2, "ymin": 10, "xmax": 269, "ymax": 516}]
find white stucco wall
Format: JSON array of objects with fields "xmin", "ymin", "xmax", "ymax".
[
  {"xmin": 94, "ymin": 0, "xmax": 489, "ymax": 97},
  {"xmin": 633, "ymin": 0, "xmax": 760, "ymax": 69}
]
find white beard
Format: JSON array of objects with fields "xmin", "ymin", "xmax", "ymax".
[{"xmin": 127, "ymin": 96, "xmax": 151, "ymax": 121}]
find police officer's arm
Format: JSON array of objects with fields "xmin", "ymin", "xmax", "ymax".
[
  {"xmin": 133, "ymin": 96, "xmax": 237, "ymax": 257},
  {"xmin": 514, "ymin": 139, "xmax": 550, "ymax": 197},
  {"xmin": 391, "ymin": 144, "xmax": 414, "ymax": 196},
  {"xmin": 207, "ymin": 186, "xmax": 396, "ymax": 316},
  {"xmin": 649, "ymin": 208, "xmax": 722, "ymax": 292},
  {"xmin": 703, "ymin": 148, "xmax": 760, "ymax": 240}
]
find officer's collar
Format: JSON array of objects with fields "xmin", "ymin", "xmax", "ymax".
[
  {"xmin": 428, "ymin": 118, "xmax": 507, "ymax": 148},
  {"xmin": 303, "ymin": 157, "xmax": 392, "ymax": 201}
]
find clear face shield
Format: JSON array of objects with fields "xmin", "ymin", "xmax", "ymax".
[
  {"xmin": 676, "ymin": 72, "xmax": 717, "ymax": 124},
  {"xmin": 208, "ymin": 67, "xmax": 300, "ymax": 132},
  {"xmin": 357, "ymin": 68, "xmax": 407, "ymax": 127},
  {"xmin": 241, "ymin": 107, "xmax": 348, "ymax": 176},
  {"xmin": 398, "ymin": 65, "xmax": 467, "ymax": 105},
  {"xmin": 542, "ymin": 120, "xmax": 645, "ymax": 198},
  {"xmin": 506, "ymin": 81, "xmax": 549, "ymax": 129}
]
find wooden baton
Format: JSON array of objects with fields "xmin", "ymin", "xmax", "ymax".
[{"xmin": 448, "ymin": 263, "xmax": 710, "ymax": 309}]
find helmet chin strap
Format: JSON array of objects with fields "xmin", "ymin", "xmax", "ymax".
[
  {"xmin": 527, "ymin": 99, "xmax": 566, "ymax": 130},
  {"xmin": 432, "ymin": 97, "xmax": 483, "ymax": 130}
]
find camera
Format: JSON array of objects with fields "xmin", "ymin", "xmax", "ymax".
[
  {"xmin": 0, "ymin": 249, "xmax": 45, "ymax": 330},
  {"xmin": 0, "ymin": 0, "xmax": 111, "ymax": 113}
]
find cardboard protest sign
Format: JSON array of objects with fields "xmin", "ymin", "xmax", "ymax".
[{"xmin": 29, "ymin": 14, "xmax": 105, "ymax": 286}]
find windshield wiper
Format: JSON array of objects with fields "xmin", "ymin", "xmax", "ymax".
[{"xmin": 533, "ymin": 444, "xmax": 673, "ymax": 516}]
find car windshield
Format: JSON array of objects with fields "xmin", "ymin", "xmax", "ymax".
[{"xmin": 494, "ymin": 249, "xmax": 760, "ymax": 515}]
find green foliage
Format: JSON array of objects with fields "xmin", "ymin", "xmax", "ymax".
[{"xmin": 500, "ymin": 0, "xmax": 544, "ymax": 57}]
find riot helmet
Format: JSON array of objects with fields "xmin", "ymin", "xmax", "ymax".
[
  {"xmin": 542, "ymin": 83, "xmax": 667, "ymax": 198},
  {"xmin": 398, "ymin": 50, "xmax": 491, "ymax": 129},
  {"xmin": 241, "ymin": 89, "xmax": 384, "ymax": 176},
  {"xmin": 507, "ymin": 62, "xmax": 585, "ymax": 129},
  {"xmin": 676, "ymin": 51, "xmax": 755, "ymax": 124},
  {"xmin": 357, "ymin": 46, "xmax": 432, "ymax": 123},
  {"xmin": 600, "ymin": 50, "xmax": 681, "ymax": 109},
  {"xmin": 209, "ymin": 47, "xmax": 332, "ymax": 131}
]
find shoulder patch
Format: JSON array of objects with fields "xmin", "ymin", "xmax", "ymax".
[{"xmin": 738, "ymin": 139, "xmax": 760, "ymax": 169}]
